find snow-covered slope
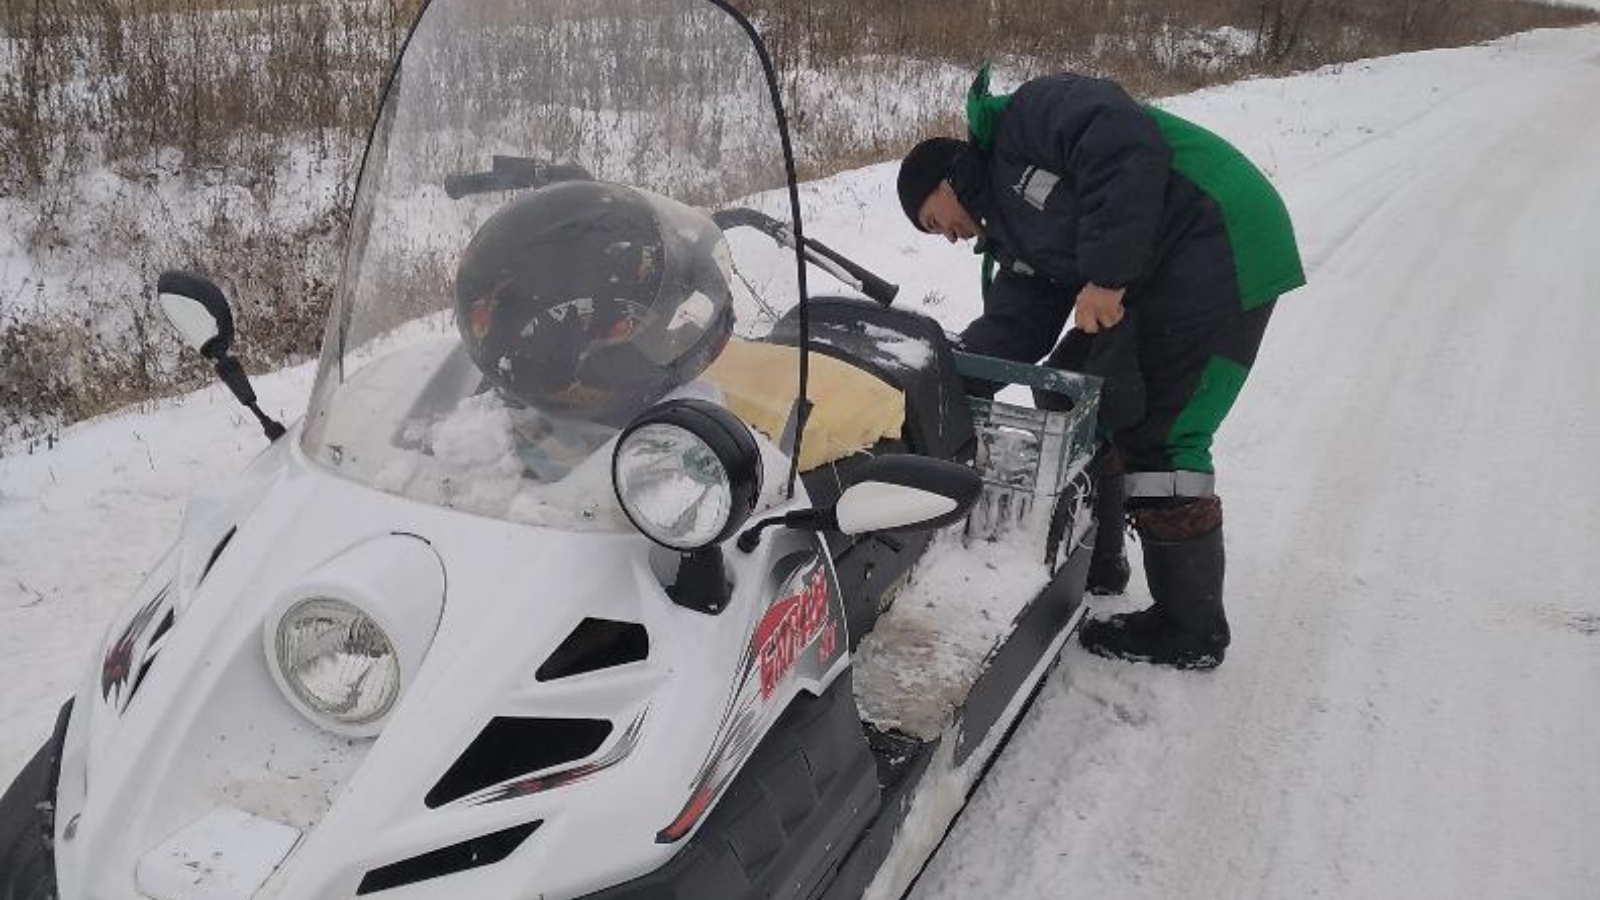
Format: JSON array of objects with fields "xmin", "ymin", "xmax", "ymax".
[{"xmin": 5, "ymin": 25, "xmax": 1600, "ymax": 898}]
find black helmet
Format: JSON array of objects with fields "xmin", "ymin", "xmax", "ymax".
[{"xmin": 454, "ymin": 180, "xmax": 734, "ymax": 423}]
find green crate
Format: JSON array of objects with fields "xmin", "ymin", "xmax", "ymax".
[{"xmin": 954, "ymin": 352, "xmax": 1101, "ymax": 544}]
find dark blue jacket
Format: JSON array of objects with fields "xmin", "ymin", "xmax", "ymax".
[{"xmin": 957, "ymin": 74, "xmax": 1303, "ymax": 318}]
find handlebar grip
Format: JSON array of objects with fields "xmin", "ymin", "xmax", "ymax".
[
  {"xmin": 856, "ymin": 269, "xmax": 900, "ymax": 306},
  {"xmin": 444, "ymin": 171, "xmax": 519, "ymax": 199},
  {"xmin": 802, "ymin": 235, "xmax": 900, "ymax": 307}
]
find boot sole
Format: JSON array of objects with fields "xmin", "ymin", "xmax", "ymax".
[{"xmin": 1079, "ymin": 637, "xmax": 1224, "ymax": 671}]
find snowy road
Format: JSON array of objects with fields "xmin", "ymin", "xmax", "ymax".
[{"xmin": 5, "ymin": 26, "xmax": 1600, "ymax": 900}]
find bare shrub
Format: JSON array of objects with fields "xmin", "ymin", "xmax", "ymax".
[
  {"xmin": 1229, "ymin": 0, "xmax": 1600, "ymax": 68},
  {"xmin": 1, "ymin": 0, "xmax": 411, "ymax": 440},
  {"xmin": 735, "ymin": 0, "xmax": 1595, "ymax": 174}
]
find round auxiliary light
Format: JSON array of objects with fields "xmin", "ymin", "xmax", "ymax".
[
  {"xmin": 273, "ymin": 597, "xmax": 401, "ymax": 731},
  {"xmin": 612, "ymin": 399, "xmax": 762, "ymax": 551}
]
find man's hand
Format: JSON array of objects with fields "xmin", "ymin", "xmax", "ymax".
[{"xmin": 1074, "ymin": 283, "xmax": 1127, "ymax": 333}]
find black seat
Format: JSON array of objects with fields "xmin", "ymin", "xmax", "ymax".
[{"xmin": 768, "ymin": 297, "xmax": 975, "ymax": 464}]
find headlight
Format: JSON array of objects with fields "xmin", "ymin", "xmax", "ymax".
[
  {"xmin": 273, "ymin": 597, "xmax": 401, "ymax": 732},
  {"xmin": 613, "ymin": 399, "xmax": 761, "ymax": 551}
]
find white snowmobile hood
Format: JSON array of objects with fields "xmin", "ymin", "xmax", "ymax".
[{"xmin": 52, "ymin": 432, "xmax": 847, "ymax": 900}]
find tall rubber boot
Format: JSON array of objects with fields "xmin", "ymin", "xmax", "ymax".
[
  {"xmin": 1086, "ymin": 473, "xmax": 1131, "ymax": 596},
  {"xmin": 1139, "ymin": 525, "xmax": 1228, "ymax": 667},
  {"xmin": 1080, "ymin": 500, "xmax": 1228, "ymax": 670}
]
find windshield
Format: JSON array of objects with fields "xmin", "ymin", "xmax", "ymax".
[{"xmin": 301, "ymin": 0, "xmax": 806, "ymax": 529}]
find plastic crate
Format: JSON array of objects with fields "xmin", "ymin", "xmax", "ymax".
[{"xmin": 953, "ymin": 353, "xmax": 1101, "ymax": 554}]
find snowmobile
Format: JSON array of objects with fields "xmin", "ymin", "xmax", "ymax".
[{"xmin": 0, "ymin": 1, "xmax": 1103, "ymax": 898}]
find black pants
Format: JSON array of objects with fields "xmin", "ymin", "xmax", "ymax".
[{"xmin": 960, "ymin": 270, "xmax": 1274, "ymax": 474}]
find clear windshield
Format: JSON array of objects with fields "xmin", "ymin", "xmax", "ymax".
[{"xmin": 301, "ymin": 0, "xmax": 804, "ymax": 529}]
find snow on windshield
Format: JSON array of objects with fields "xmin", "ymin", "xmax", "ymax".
[{"xmin": 307, "ymin": 331, "xmax": 796, "ymax": 530}]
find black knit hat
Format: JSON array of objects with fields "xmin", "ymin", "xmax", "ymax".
[{"xmin": 897, "ymin": 137, "xmax": 968, "ymax": 231}]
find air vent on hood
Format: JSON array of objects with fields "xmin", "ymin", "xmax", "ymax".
[
  {"xmin": 425, "ymin": 717, "xmax": 614, "ymax": 808},
  {"xmin": 356, "ymin": 821, "xmax": 541, "ymax": 895},
  {"xmin": 536, "ymin": 618, "xmax": 649, "ymax": 681}
]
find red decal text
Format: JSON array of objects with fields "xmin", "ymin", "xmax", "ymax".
[{"xmin": 754, "ymin": 568, "xmax": 833, "ymax": 699}]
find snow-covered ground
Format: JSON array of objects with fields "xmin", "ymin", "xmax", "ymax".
[{"xmin": 6, "ymin": 24, "xmax": 1600, "ymax": 898}]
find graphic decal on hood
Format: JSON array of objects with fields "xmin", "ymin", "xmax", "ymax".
[
  {"xmin": 657, "ymin": 543, "xmax": 845, "ymax": 843},
  {"xmin": 101, "ymin": 583, "xmax": 173, "ymax": 713}
]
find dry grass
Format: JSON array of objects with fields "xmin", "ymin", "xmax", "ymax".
[
  {"xmin": 1, "ymin": 0, "xmax": 409, "ymax": 441},
  {"xmin": 1, "ymin": 0, "xmax": 412, "ymax": 192}
]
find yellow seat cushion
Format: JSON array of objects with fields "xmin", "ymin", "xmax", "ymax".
[{"xmin": 703, "ymin": 340, "xmax": 905, "ymax": 472}]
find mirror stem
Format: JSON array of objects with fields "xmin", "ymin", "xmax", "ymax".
[
  {"xmin": 213, "ymin": 354, "xmax": 286, "ymax": 441},
  {"xmin": 736, "ymin": 508, "xmax": 837, "ymax": 553}
]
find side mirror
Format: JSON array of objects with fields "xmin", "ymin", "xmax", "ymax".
[
  {"xmin": 737, "ymin": 455, "xmax": 983, "ymax": 551},
  {"xmin": 157, "ymin": 271, "xmax": 235, "ymax": 359},
  {"xmin": 156, "ymin": 270, "xmax": 285, "ymax": 442},
  {"xmin": 832, "ymin": 456, "xmax": 983, "ymax": 535}
]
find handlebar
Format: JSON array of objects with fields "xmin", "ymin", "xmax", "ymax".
[
  {"xmin": 443, "ymin": 157, "xmax": 594, "ymax": 199},
  {"xmin": 712, "ymin": 208, "xmax": 899, "ymax": 307},
  {"xmin": 443, "ymin": 171, "xmax": 529, "ymax": 199}
]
